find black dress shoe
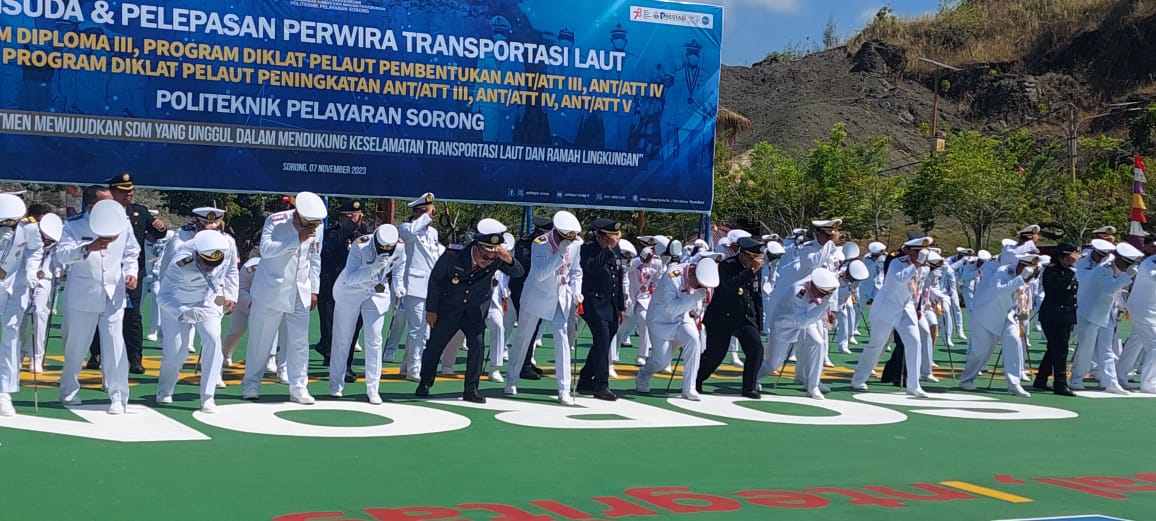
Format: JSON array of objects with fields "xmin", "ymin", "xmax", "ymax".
[
  {"xmin": 415, "ymin": 383, "xmax": 430, "ymax": 397},
  {"xmin": 576, "ymin": 386, "xmax": 595, "ymax": 396},
  {"xmin": 519, "ymin": 368, "xmax": 542, "ymax": 380},
  {"xmin": 129, "ymin": 364, "xmax": 145, "ymax": 375},
  {"xmin": 1032, "ymin": 383, "xmax": 1054, "ymax": 392},
  {"xmin": 85, "ymin": 358, "xmax": 101, "ymax": 370},
  {"xmin": 1054, "ymin": 386, "xmax": 1077, "ymax": 396},
  {"xmin": 530, "ymin": 364, "xmax": 544, "ymax": 376},
  {"xmin": 741, "ymin": 390, "xmax": 762, "ymax": 399},
  {"xmin": 593, "ymin": 388, "xmax": 618, "ymax": 401},
  {"xmin": 462, "ymin": 391, "xmax": 486, "ymax": 404},
  {"xmin": 322, "ymin": 356, "xmax": 331, "ymax": 366},
  {"xmin": 344, "ymin": 371, "xmax": 358, "ymax": 383}
]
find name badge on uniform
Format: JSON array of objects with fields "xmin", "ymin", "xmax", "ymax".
[
  {"xmin": 213, "ymin": 296, "xmax": 226, "ymax": 306},
  {"xmin": 374, "ymin": 283, "xmax": 385, "ymax": 293}
]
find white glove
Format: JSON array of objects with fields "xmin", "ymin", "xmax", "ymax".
[
  {"xmin": 916, "ymin": 249, "xmax": 930, "ymax": 264},
  {"xmin": 395, "ymin": 283, "xmax": 407, "ymax": 299}
]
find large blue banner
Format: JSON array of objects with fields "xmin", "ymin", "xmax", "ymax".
[{"xmin": 0, "ymin": 0, "xmax": 721, "ymax": 212}]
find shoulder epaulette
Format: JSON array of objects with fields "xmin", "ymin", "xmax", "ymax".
[
  {"xmin": 669, "ymin": 269, "xmax": 681, "ymax": 278},
  {"xmin": 534, "ymin": 236, "xmax": 548, "ymax": 244},
  {"xmin": 180, "ymin": 223, "xmax": 196, "ymax": 231},
  {"xmin": 448, "ymin": 244, "xmax": 465, "ymax": 251},
  {"xmin": 21, "ymin": 216, "xmax": 35, "ymax": 224},
  {"xmin": 176, "ymin": 256, "xmax": 194, "ymax": 267},
  {"xmin": 66, "ymin": 214, "xmax": 83, "ymax": 222},
  {"xmin": 355, "ymin": 235, "xmax": 371, "ymax": 244}
]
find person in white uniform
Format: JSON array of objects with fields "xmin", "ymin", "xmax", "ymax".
[
  {"xmin": 769, "ymin": 267, "xmax": 840, "ymax": 400},
  {"xmin": 958, "ymin": 251, "xmax": 985, "ymax": 314},
  {"xmin": 21, "ymin": 211, "xmax": 63, "ymax": 374},
  {"xmin": 957, "ymin": 254, "xmax": 1040, "ymax": 397},
  {"xmin": 0, "ymin": 195, "xmax": 32, "ymax": 417},
  {"xmin": 834, "ymin": 259, "xmax": 871, "ymax": 356},
  {"xmin": 1070, "ymin": 240, "xmax": 1141, "ymax": 394},
  {"xmin": 634, "ymin": 257, "xmax": 719, "ymax": 400},
  {"xmin": 399, "ymin": 193, "xmax": 440, "ymax": 382},
  {"xmin": 222, "ymin": 257, "xmax": 260, "ymax": 366},
  {"xmin": 240, "ymin": 192, "xmax": 325, "ymax": 404},
  {"xmin": 56, "ymin": 194, "xmax": 140, "ymax": 414},
  {"xmin": 850, "ymin": 237, "xmax": 932, "ymax": 397},
  {"xmin": 486, "ymin": 233, "xmax": 517, "ymax": 383},
  {"xmin": 155, "ymin": 231, "xmax": 233, "ymax": 412},
  {"xmin": 327, "ymin": 224, "xmax": 407, "ymax": 404},
  {"xmin": 627, "ymin": 245, "xmax": 661, "ymax": 366},
  {"xmin": 157, "ymin": 208, "xmax": 239, "ymax": 353},
  {"xmin": 503, "ymin": 211, "xmax": 583, "ymax": 404},
  {"xmin": 1121, "ymin": 235, "xmax": 1156, "ymax": 393},
  {"xmin": 760, "ymin": 240, "xmax": 786, "ymax": 336},
  {"xmin": 145, "ymin": 222, "xmax": 173, "ymax": 342}
]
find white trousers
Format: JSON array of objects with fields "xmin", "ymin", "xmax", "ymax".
[
  {"xmin": 147, "ymin": 278, "xmax": 161, "ymax": 334},
  {"xmin": 383, "ymin": 306, "xmax": 407, "ymax": 354},
  {"xmin": 486, "ymin": 305, "xmax": 506, "ymax": 371},
  {"xmin": 638, "ymin": 321, "xmax": 701, "ymax": 395},
  {"xmin": 241, "ymin": 299, "xmax": 311, "ymax": 394},
  {"xmin": 836, "ymin": 305, "xmax": 854, "ymax": 349},
  {"xmin": 400, "ymin": 296, "xmax": 429, "ymax": 376},
  {"xmin": 794, "ymin": 325, "xmax": 828, "ymax": 391},
  {"xmin": 850, "ymin": 311, "xmax": 923, "ymax": 392},
  {"xmin": 628, "ymin": 303, "xmax": 652, "ymax": 358},
  {"xmin": 506, "ymin": 305, "xmax": 571, "ymax": 392},
  {"xmin": 157, "ymin": 311, "xmax": 223, "ymax": 401},
  {"xmin": 60, "ymin": 304, "xmax": 128, "ymax": 405},
  {"xmin": 1071, "ymin": 318, "xmax": 1121, "ymax": 387},
  {"xmin": 329, "ymin": 296, "xmax": 387, "ymax": 395},
  {"xmin": 21, "ymin": 280, "xmax": 52, "ymax": 369},
  {"xmin": 959, "ymin": 320, "xmax": 1024, "ymax": 387},
  {"xmin": 221, "ymin": 302, "xmax": 251, "ymax": 359},
  {"xmin": 948, "ymin": 292, "xmax": 964, "ymax": 335},
  {"xmin": 0, "ymin": 291, "xmax": 27, "ymax": 393},
  {"xmin": 1120, "ymin": 325, "xmax": 1156, "ymax": 392}
]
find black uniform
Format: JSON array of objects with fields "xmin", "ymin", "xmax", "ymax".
[
  {"xmin": 317, "ymin": 222, "xmax": 365, "ymax": 375},
  {"xmin": 1035, "ymin": 261, "xmax": 1079, "ymax": 392},
  {"xmin": 417, "ymin": 243, "xmax": 524, "ymax": 400},
  {"xmin": 89, "ymin": 200, "xmax": 165, "ymax": 371},
  {"xmin": 698, "ymin": 254, "xmax": 765, "ymax": 396},
  {"xmin": 577, "ymin": 236, "xmax": 626, "ymax": 396}
]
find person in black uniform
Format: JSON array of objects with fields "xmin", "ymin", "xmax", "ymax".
[
  {"xmin": 508, "ymin": 216, "xmax": 552, "ymax": 380},
  {"xmin": 577, "ymin": 218, "xmax": 626, "ymax": 401},
  {"xmin": 87, "ymin": 173, "xmax": 166, "ymax": 373},
  {"xmin": 698, "ymin": 236, "xmax": 765, "ymax": 398},
  {"xmin": 315, "ymin": 200, "xmax": 368, "ymax": 382},
  {"xmin": 416, "ymin": 219, "xmax": 524, "ymax": 403},
  {"xmin": 1033, "ymin": 243, "xmax": 1080, "ymax": 396}
]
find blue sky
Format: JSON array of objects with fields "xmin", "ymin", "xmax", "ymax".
[{"xmin": 694, "ymin": 0, "xmax": 939, "ymax": 65}]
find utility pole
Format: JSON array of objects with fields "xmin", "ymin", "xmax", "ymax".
[
  {"xmin": 1068, "ymin": 104, "xmax": 1078, "ymax": 182},
  {"xmin": 918, "ymin": 57, "xmax": 962, "ymax": 156}
]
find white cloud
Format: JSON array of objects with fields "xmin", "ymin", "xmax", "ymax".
[{"xmin": 695, "ymin": 0, "xmax": 802, "ymax": 13}]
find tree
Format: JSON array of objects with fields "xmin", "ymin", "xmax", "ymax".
[
  {"xmin": 1038, "ymin": 136, "xmax": 1132, "ymax": 243},
  {"xmin": 903, "ymin": 130, "xmax": 1036, "ymax": 248}
]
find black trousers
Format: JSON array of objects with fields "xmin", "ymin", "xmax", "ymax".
[
  {"xmin": 316, "ymin": 278, "xmax": 337, "ymax": 351},
  {"xmin": 1035, "ymin": 318, "xmax": 1072, "ymax": 388},
  {"xmin": 882, "ymin": 332, "xmax": 905, "ymax": 385},
  {"xmin": 420, "ymin": 310, "xmax": 486, "ymax": 395},
  {"xmin": 578, "ymin": 313, "xmax": 618, "ymax": 391},
  {"xmin": 698, "ymin": 324, "xmax": 763, "ymax": 394},
  {"xmin": 511, "ymin": 295, "xmax": 539, "ymax": 370},
  {"xmin": 90, "ymin": 282, "xmax": 144, "ymax": 366}
]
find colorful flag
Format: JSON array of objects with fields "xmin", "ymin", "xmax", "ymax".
[{"xmin": 1129, "ymin": 155, "xmax": 1148, "ymax": 247}]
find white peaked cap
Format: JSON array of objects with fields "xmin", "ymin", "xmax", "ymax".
[
  {"xmin": 476, "ymin": 218, "xmax": 507, "ymax": 235},
  {"xmin": 1001, "ymin": 238, "xmax": 1018, "ymax": 247},
  {"xmin": 842, "ymin": 242, "xmax": 860, "ymax": 259},
  {"xmin": 694, "ymin": 258, "xmax": 720, "ymax": 288},
  {"xmin": 977, "ymin": 250, "xmax": 992, "ymax": 261},
  {"xmin": 811, "ymin": 268, "xmax": 839, "ymax": 290},
  {"xmin": 717, "ymin": 237, "xmax": 733, "ymax": 247},
  {"xmin": 694, "ymin": 239, "xmax": 709, "ymax": 249},
  {"xmin": 89, "ymin": 199, "xmax": 126, "ymax": 238},
  {"xmin": 39, "ymin": 213, "xmax": 63, "ymax": 242},
  {"xmin": 791, "ymin": 228, "xmax": 806, "ymax": 236},
  {"xmin": 374, "ymin": 224, "xmax": 400, "ymax": 246},
  {"xmin": 903, "ymin": 237, "xmax": 933, "ymax": 248},
  {"xmin": 1018, "ymin": 224, "xmax": 1041, "ymax": 235},
  {"xmin": 1115, "ymin": 242, "xmax": 1142, "ymax": 261},
  {"xmin": 848, "ymin": 260, "xmax": 870, "ymax": 281},
  {"xmin": 927, "ymin": 251, "xmax": 944, "ymax": 264},
  {"xmin": 766, "ymin": 241, "xmax": 786, "ymax": 255},
  {"xmin": 193, "ymin": 230, "xmax": 229, "ymax": 255},
  {"xmin": 192, "ymin": 207, "xmax": 226, "ymax": 219},
  {"xmin": 1039, "ymin": 255, "xmax": 1052, "ymax": 266},
  {"xmin": 0, "ymin": 194, "xmax": 25, "ymax": 221},
  {"xmin": 726, "ymin": 229, "xmax": 751, "ymax": 242},
  {"xmin": 552, "ymin": 211, "xmax": 580, "ymax": 234},
  {"xmin": 811, "ymin": 219, "xmax": 842, "ymax": 228},
  {"xmin": 618, "ymin": 240, "xmax": 637, "ymax": 256},
  {"xmin": 1092, "ymin": 225, "xmax": 1117, "ymax": 235},
  {"xmin": 1090, "ymin": 239, "xmax": 1116, "ymax": 253},
  {"xmin": 294, "ymin": 192, "xmax": 327, "ymax": 220},
  {"xmin": 502, "ymin": 232, "xmax": 516, "ymax": 251},
  {"xmin": 408, "ymin": 192, "xmax": 435, "ymax": 208},
  {"xmin": 669, "ymin": 240, "xmax": 683, "ymax": 257},
  {"xmin": 868, "ymin": 242, "xmax": 886, "ymax": 254},
  {"xmin": 761, "ymin": 234, "xmax": 780, "ymax": 242}
]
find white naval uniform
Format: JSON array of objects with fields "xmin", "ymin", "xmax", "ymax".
[
  {"xmin": 940, "ymin": 258, "xmax": 965, "ymax": 340},
  {"xmin": 0, "ymin": 221, "xmax": 37, "ymax": 396},
  {"xmin": 760, "ymin": 239, "xmax": 838, "ymax": 379},
  {"xmin": 399, "ymin": 213, "xmax": 440, "ymax": 377},
  {"xmin": 155, "ymin": 246, "xmax": 230, "ymax": 402},
  {"xmin": 328, "ymin": 236, "xmax": 407, "ymax": 397},
  {"xmin": 158, "ymin": 226, "xmax": 240, "ymax": 352},
  {"xmin": 626, "ymin": 255, "xmax": 661, "ymax": 359},
  {"xmin": 56, "ymin": 213, "xmax": 140, "ymax": 407},
  {"xmin": 918, "ymin": 268, "xmax": 948, "ymax": 379},
  {"xmin": 760, "ymin": 257, "xmax": 781, "ymax": 335},
  {"xmin": 486, "ymin": 270, "xmax": 511, "ymax": 372},
  {"xmin": 834, "ymin": 272, "xmax": 860, "ymax": 353},
  {"xmin": 770, "ymin": 278, "xmax": 837, "ymax": 395},
  {"xmin": 504, "ymin": 233, "xmax": 583, "ymax": 393},
  {"xmin": 240, "ymin": 210, "xmax": 321, "ymax": 396},
  {"xmin": 958, "ymin": 259, "xmax": 981, "ymax": 311},
  {"xmin": 1122, "ymin": 256, "xmax": 1156, "ymax": 392},
  {"xmin": 146, "ymin": 229, "xmax": 173, "ymax": 337},
  {"xmin": 21, "ymin": 222, "xmax": 56, "ymax": 372},
  {"xmin": 958, "ymin": 265, "xmax": 1031, "ymax": 389},
  {"xmin": 222, "ymin": 258, "xmax": 259, "ymax": 361},
  {"xmin": 636, "ymin": 263, "xmax": 709, "ymax": 397},
  {"xmin": 1070, "ymin": 261, "xmax": 1134, "ymax": 390},
  {"xmin": 850, "ymin": 256, "xmax": 927, "ymax": 393}
]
